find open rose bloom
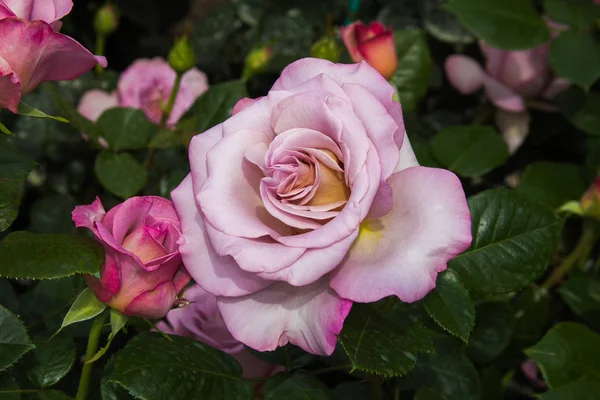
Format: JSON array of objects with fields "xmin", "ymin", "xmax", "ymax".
[
  {"xmin": 173, "ymin": 58, "xmax": 472, "ymax": 355},
  {"xmin": 0, "ymin": 0, "xmax": 107, "ymax": 113},
  {"xmin": 78, "ymin": 57, "xmax": 208, "ymax": 128},
  {"xmin": 157, "ymin": 285, "xmax": 279, "ymax": 379},
  {"xmin": 72, "ymin": 196, "xmax": 191, "ymax": 319},
  {"xmin": 445, "ymin": 40, "xmax": 569, "ymax": 153}
]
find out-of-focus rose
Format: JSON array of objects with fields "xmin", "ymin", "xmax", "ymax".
[
  {"xmin": 173, "ymin": 58, "xmax": 472, "ymax": 356},
  {"xmin": 581, "ymin": 178, "xmax": 600, "ymax": 220},
  {"xmin": 72, "ymin": 196, "xmax": 191, "ymax": 319},
  {"xmin": 157, "ymin": 285, "xmax": 279, "ymax": 379},
  {"xmin": 77, "ymin": 57, "xmax": 208, "ymax": 127},
  {"xmin": 0, "ymin": 0, "xmax": 107, "ymax": 113},
  {"xmin": 340, "ymin": 21, "xmax": 397, "ymax": 79},
  {"xmin": 444, "ymin": 39, "xmax": 569, "ymax": 153}
]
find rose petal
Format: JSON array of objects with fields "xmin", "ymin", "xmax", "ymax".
[
  {"xmin": 330, "ymin": 166, "xmax": 472, "ymax": 303},
  {"xmin": 0, "ymin": 55, "xmax": 21, "ymax": 113},
  {"xmin": 168, "ymin": 67, "xmax": 209, "ymax": 126},
  {"xmin": 77, "ymin": 89, "xmax": 119, "ymax": 122},
  {"xmin": 172, "ymin": 175, "xmax": 271, "ymax": 297},
  {"xmin": 340, "ymin": 22, "xmax": 363, "ymax": 62},
  {"xmin": 393, "ymin": 132, "xmax": 420, "ymax": 173},
  {"xmin": 482, "ymin": 75, "xmax": 527, "ymax": 112},
  {"xmin": 217, "ymin": 278, "xmax": 352, "ymax": 356},
  {"xmin": 124, "ymin": 280, "xmax": 177, "ymax": 319},
  {"xmin": 541, "ymin": 77, "xmax": 570, "ymax": 99},
  {"xmin": 444, "ymin": 55, "xmax": 485, "ymax": 95},
  {"xmin": 495, "ymin": 109, "xmax": 530, "ymax": 154},
  {"xmin": 232, "ymin": 97, "xmax": 260, "ymax": 115},
  {"xmin": 0, "ymin": 18, "xmax": 106, "ymax": 94},
  {"xmin": 1, "ymin": 0, "xmax": 73, "ymax": 23},
  {"xmin": 71, "ymin": 196, "xmax": 106, "ymax": 238}
]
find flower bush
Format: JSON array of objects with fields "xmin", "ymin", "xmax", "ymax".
[{"xmin": 1, "ymin": 0, "xmax": 600, "ymax": 399}]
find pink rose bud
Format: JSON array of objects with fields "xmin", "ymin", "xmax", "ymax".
[
  {"xmin": 340, "ymin": 21, "xmax": 398, "ymax": 79},
  {"xmin": 0, "ymin": 0, "xmax": 106, "ymax": 113},
  {"xmin": 72, "ymin": 196, "xmax": 191, "ymax": 319},
  {"xmin": 581, "ymin": 178, "xmax": 600, "ymax": 220}
]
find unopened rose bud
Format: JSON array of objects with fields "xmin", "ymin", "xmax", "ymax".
[
  {"xmin": 581, "ymin": 178, "xmax": 600, "ymax": 220},
  {"xmin": 72, "ymin": 196, "xmax": 191, "ymax": 319},
  {"xmin": 94, "ymin": 3, "xmax": 119, "ymax": 36},
  {"xmin": 242, "ymin": 46, "xmax": 272, "ymax": 81},
  {"xmin": 340, "ymin": 21, "xmax": 398, "ymax": 79},
  {"xmin": 310, "ymin": 35, "xmax": 342, "ymax": 62},
  {"xmin": 168, "ymin": 36, "xmax": 196, "ymax": 74}
]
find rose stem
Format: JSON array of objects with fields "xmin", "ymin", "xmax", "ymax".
[{"xmin": 76, "ymin": 311, "xmax": 107, "ymax": 400}]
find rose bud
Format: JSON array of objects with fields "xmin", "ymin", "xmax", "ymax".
[
  {"xmin": 72, "ymin": 196, "xmax": 191, "ymax": 319},
  {"xmin": 93, "ymin": 2, "xmax": 119, "ymax": 37},
  {"xmin": 581, "ymin": 178, "xmax": 600, "ymax": 220},
  {"xmin": 340, "ymin": 21, "xmax": 398, "ymax": 79}
]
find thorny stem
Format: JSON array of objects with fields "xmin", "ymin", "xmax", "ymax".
[
  {"xmin": 76, "ymin": 311, "xmax": 106, "ymax": 400},
  {"xmin": 542, "ymin": 223, "xmax": 598, "ymax": 290}
]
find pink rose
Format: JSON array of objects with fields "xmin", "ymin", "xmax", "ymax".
[
  {"xmin": 157, "ymin": 285, "xmax": 279, "ymax": 379},
  {"xmin": 78, "ymin": 57, "xmax": 208, "ymax": 128},
  {"xmin": 340, "ymin": 21, "xmax": 398, "ymax": 79},
  {"xmin": 0, "ymin": 1, "xmax": 106, "ymax": 113},
  {"xmin": 444, "ymin": 41, "xmax": 568, "ymax": 113},
  {"xmin": 172, "ymin": 58, "xmax": 472, "ymax": 355},
  {"xmin": 72, "ymin": 196, "xmax": 191, "ymax": 319}
]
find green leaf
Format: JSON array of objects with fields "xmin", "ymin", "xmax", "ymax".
[
  {"xmin": 559, "ymin": 277, "xmax": 600, "ymax": 330},
  {"xmin": 0, "ymin": 375, "xmax": 20, "ymax": 400},
  {"xmin": 410, "ymin": 136, "xmax": 442, "ymax": 168},
  {"xmin": 390, "ymin": 30, "xmax": 431, "ymax": 112},
  {"xmin": 95, "ymin": 152, "xmax": 148, "ymax": 199},
  {"xmin": 430, "ymin": 125, "xmax": 508, "ymax": 177},
  {"xmin": 466, "ymin": 302, "xmax": 514, "ymax": 363},
  {"xmin": 539, "ymin": 375, "xmax": 600, "ymax": 400},
  {"xmin": 424, "ymin": 0, "xmax": 475, "ymax": 45},
  {"xmin": 0, "ymin": 181, "xmax": 24, "ymax": 233},
  {"xmin": 0, "ymin": 232, "xmax": 103, "ymax": 280},
  {"xmin": 106, "ymin": 332, "xmax": 253, "ymax": 400},
  {"xmin": 406, "ymin": 336, "xmax": 481, "ymax": 400},
  {"xmin": 444, "ymin": 0, "xmax": 550, "ymax": 50},
  {"xmin": 26, "ymin": 336, "xmax": 76, "ymax": 388},
  {"xmin": 0, "ymin": 305, "xmax": 34, "ymax": 371},
  {"xmin": 424, "ymin": 270, "xmax": 475, "ymax": 343},
  {"xmin": 24, "ymin": 390, "xmax": 73, "ymax": 400},
  {"xmin": 97, "ymin": 108, "xmax": 155, "ymax": 151},
  {"xmin": 177, "ymin": 80, "xmax": 247, "ymax": 146},
  {"xmin": 517, "ymin": 162, "xmax": 587, "ymax": 209},
  {"xmin": 339, "ymin": 304, "xmax": 434, "ymax": 377},
  {"xmin": 17, "ymin": 102, "xmax": 68, "ymax": 123},
  {"xmin": 549, "ymin": 30, "xmax": 600, "ymax": 89},
  {"xmin": 245, "ymin": 344, "xmax": 315, "ymax": 369},
  {"xmin": 59, "ymin": 288, "xmax": 106, "ymax": 331},
  {"xmin": 450, "ymin": 189, "xmax": 563, "ymax": 294},
  {"xmin": 264, "ymin": 372, "xmax": 335, "ymax": 400},
  {"xmin": 544, "ymin": 0, "xmax": 600, "ymax": 28},
  {"xmin": 525, "ymin": 322, "xmax": 600, "ymax": 389},
  {"xmin": 0, "ymin": 121, "xmax": 12, "ymax": 135},
  {"xmin": 558, "ymin": 89, "xmax": 600, "ymax": 136},
  {"xmin": 148, "ymin": 128, "xmax": 181, "ymax": 149},
  {"xmin": 0, "ymin": 141, "xmax": 36, "ymax": 181}
]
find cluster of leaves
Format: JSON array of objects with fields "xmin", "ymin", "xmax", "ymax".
[{"xmin": 1, "ymin": 0, "xmax": 600, "ymax": 399}]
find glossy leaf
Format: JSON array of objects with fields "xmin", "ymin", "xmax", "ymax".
[
  {"xmin": 424, "ymin": 0, "xmax": 474, "ymax": 45},
  {"xmin": 558, "ymin": 89, "xmax": 600, "ymax": 136},
  {"xmin": 97, "ymin": 108, "xmax": 155, "ymax": 151},
  {"xmin": 0, "ymin": 305, "xmax": 34, "ymax": 371},
  {"xmin": 525, "ymin": 322, "xmax": 600, "ymax": 389},
  {"xmin": 544, "ymin": 0, "xmax": 600, "ymax": 28},
  {"xmin": 466, "ymin": 302, "xmax": 514, "ymax": 363},
  {"xmin": 0, "ymin": 232, "xmax": 103, "ymax": 280},
  {"xmin": 539, "ymin": 375, "xmax": 600, "ymax": 400},
  {"xmin": 449, "ymin": 189, "xmax": 563, "ymax": 294},
  {"xmin": 59, "ymin": 288, "xmax": 106, "ymax": 331},
  {"xmin": 0, "ymin": 141, "xmax": 35, "ymax": 232},
  {"xmin": 95, "ymin": 152, "xmax": 148, "ymax": 199},
  {"xmin": 339, "ymin": 304, "xmax": 434, "ymax": 377},
  {"xmin": 430, "ymin": 125, "xmax": 508, "ymax": 178},
  {"xmin": 26, "ymin": 336, "xmax": 76, "ymax": 387},
  {"xmin": 559, "ymin": 277, "xmax": 600, "ymax": 330},
  {"xmin": 517, "ymin": 162, "xmax": 587, "ymax": 209},
  {"xmin": 445, "ymin": 0, "xmax": 550, "ymax": 50},
  {"xmin": 406, "ymin": 336, "xmax": 481, "ymax": 400},
  {"xmin": 390, "ymin": 30, "xmax": 431, "ymax": 112},
  {"xmin": 106, "ymin": 333, "xmax": 253, "ymax": 399},
  {"xmin": 264, "ymin": 372, "xmax": 335, "ymax": 400},
  {"xmin": 424, "ymin": 270, "xmax": 475, "ymax": 343},
  {"xmin": 549, "ymin": 30, "xmax": 600, "ymax": 89},
  {"xmin": 17, "ymin": 102, "xmax": 68, "ymax": 123}
]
